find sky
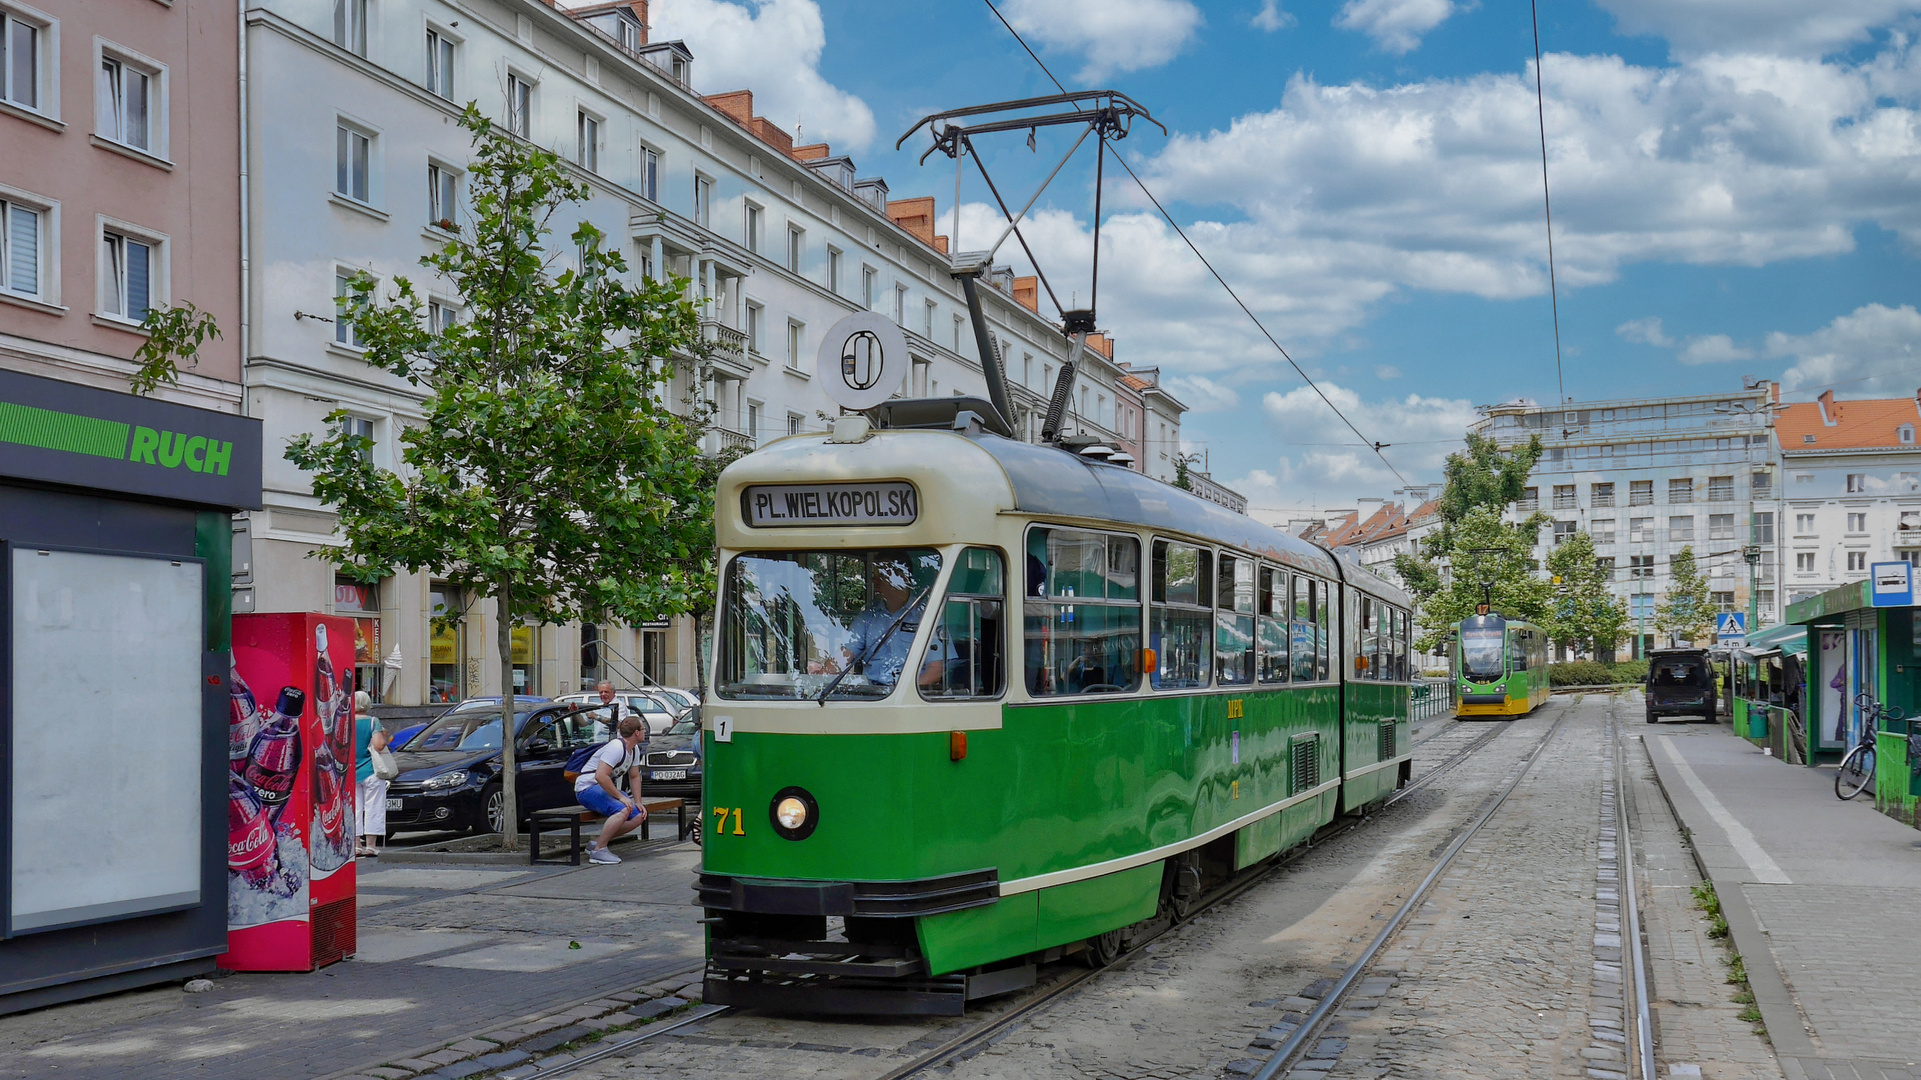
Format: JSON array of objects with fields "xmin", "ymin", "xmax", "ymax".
[{"xmin": 646, "ymin": 0, "xmax": 1921, "ymax": 517}]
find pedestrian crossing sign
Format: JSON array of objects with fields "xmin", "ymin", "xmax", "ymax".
[{"xmin": 1715, "ymin": 612, "xmax": 1747, "ymax": 642}]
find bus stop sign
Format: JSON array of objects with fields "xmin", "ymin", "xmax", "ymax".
[
  {"xmin": 1871, "ymin": 561, "xmax": 1915, "ymax": 607},
  {"xmin": 1715, "ymin": 612, "xmax": 1747, "ymax": 644}
]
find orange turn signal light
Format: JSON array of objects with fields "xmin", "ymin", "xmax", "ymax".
[
  {"xmin": 949, "ymin": 730, "xmax": 968, "ymax": 761},
  {"xmin": 1140, "ymin": 647, "xmax": 1157, "ymax": 673}
]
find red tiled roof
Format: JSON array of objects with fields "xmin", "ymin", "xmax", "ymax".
[{"xmin": 1777, "ymin": 392, "xmax": 1921, "ymax": 451}]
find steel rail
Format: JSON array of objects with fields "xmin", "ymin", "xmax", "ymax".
[
  {"xmin": 527, "ymin": 1003, "xmax": 729, "ymax": 1076},
  {"xmin": 1613, "ymin": 707, "xmax": 1657, "ymax": 1080},
  {"xmin": 1250, "ymin": 706, "xmax": 1572, "ymax": 1080}
]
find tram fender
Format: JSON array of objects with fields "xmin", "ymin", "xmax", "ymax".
[{"xmin": 917, "ymin": 892, "xmax": 1037, "ymax": 976}]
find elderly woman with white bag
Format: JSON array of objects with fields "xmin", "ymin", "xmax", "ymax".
[{"xmin": 354, "ymin": 690, "xmax": 400, "ymax": 857}]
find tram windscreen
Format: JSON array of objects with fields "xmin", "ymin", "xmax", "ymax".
[
  {"xmin": 1460, "ymin": 628, "xmax": 1506, "ymax": 680},
  {"xmin": 718, "ymin": 549, "xmax": 942, "ymax": 700}
]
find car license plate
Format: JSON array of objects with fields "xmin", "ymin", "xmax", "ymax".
[
  {"xmin": 650, "ymin": 769, "xmax": 687, "ymax": 781},
  {"xmin": 385, "ymin": 798, "xmax": 402, "ymax": 811}
]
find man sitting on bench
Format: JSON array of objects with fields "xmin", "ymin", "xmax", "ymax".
[{"xmin": 576, "ymin": 715, "xmax": 648, "ymax": 865}]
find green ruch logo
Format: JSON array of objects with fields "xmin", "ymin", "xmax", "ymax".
[
  {"xmin": 128, "ymin": 426, "xmax": 234, "ymax": 476},
  {"xmin": 0, "ymin": 401, "xmax": 131, "ymax": 459}
]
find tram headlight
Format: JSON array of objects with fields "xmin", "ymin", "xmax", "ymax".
[{"xmin": 768, "ymin": 786, "xmax": 819, "ymax": 841}]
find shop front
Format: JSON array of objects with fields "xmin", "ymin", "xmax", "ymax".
[
  {"xmin": 1729, "ymin": 621, "xmax": 1808, "ymax": 760},
  {"xmin": 1789, "ymin": 572, "xmax": 1921, "ymax": 825},
  {"xmin": 0, "ymin": 369, "xmax": 262, "ymax": 1013}
]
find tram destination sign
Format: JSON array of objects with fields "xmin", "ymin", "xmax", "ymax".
[{"xmin": 744, "ymin": 482, "xmax": 918, "ymax": 527}]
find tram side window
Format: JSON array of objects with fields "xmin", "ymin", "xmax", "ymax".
[
  {"xmin": 1365, "ymin": 597, "xmax": 1385, "ymax": 680},
  {"xmin": 1151, "ymin": 540, "xmax": 1212, "ymax": 689},
  {"xmin": 920, "ymin": 547, "xmax": 1006, "ymax": 700},
  {"xmin": 1396, "ymin": 609, "xmax": 1410, "ymax": 681},
  {"xmin": 1290, "ymin": 576, "xmax": 1317, "ymax": 682},
  {"xmin": 1024, "ymin": 527, "xmax": 1142, "ymax": 696},
  {"xmin": 1509, "ymin": 632, "xmax": 1529, "ymax": 672},
  {"xmin": 1216, "ymin": 553, "xmax": 1255, "ymax": 686},
  {"xmin": 1318, "ymin": 583, "xmax": 1332, "ymax": 680},
  {"xmin": 1257, "ymin": 566, "xmax": 1289, "ymax": 684}
]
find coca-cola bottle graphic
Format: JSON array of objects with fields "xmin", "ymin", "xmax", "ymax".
[
  {"xmin": 228, "ymin": 772, "xmax": 295, "ymax": 897},
  {"xmin": 312, "ymin": 624, "xmax": 356, "ymax": 868},
  {"xmin": 243, "ymin": 686, "xmax": 306, "ymax": 807},
  {"xmin": 229, "ymin": 658, "xmax": 263, "ymax": 774}
]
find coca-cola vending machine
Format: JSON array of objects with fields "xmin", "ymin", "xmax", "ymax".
[{"xmin": 221, "ymin": 613, "xmax": 359, "ymax": 971}]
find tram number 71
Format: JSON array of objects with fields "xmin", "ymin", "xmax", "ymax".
[{"xmin": 712, "ymin": 807, "xmax": 745, "ymax": 836}]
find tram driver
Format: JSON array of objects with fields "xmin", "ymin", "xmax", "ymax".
[{"xmin": 814, "ymin": 554, "xmax": 943, "ymax": 689}]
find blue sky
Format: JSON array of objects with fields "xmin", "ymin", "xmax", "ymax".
[{"xmin": 648, "ymin": 0, "xmax": 1921, "ymax": 514}]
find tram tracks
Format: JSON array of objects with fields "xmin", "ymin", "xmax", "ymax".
[{"xmin": 515, "ymin": 707, "xmax": 1518, "ymax": 1080}]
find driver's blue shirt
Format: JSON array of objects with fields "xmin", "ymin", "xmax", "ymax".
[{"xmin": 841, "ymin": 601, "xmax": 924, "ymax": 686}]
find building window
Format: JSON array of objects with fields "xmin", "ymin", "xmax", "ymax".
[
  {"xmin": 335, "ymin": 124, "xmax": 371, "ymax": 203},
  {"xmin": 426, "ymin": 28, "xmax": 454, "ymax": 98},
  {"xmin": 786, "ymin": 412, "xmax": 802, "ymax": 436},
  {"xmin": 338, "ymin": 414, "xmax": 375, "ymax": 462},
  {"xmin": 1669, "ymin": 477, "xmax": 1693, "ymax": 504},
  {"xmin": 1753, "ymin": 470, "xmax": 1773, "ymax": 496},
  {"xmin": 99, "ymin": 229, "xmax": 154, "ymax": 322},
  {"xmin": 1591, "ymin": 518, "xmax": 1615, "ymax": 544},
  {"xmin": 334, "ymin": 271, "xmax": 366, "ymax": 347},
  {"xmin": 428, "ymin": 582, "xmax": 465, "ymax": 702},
  {"xmin": 953, "ymin": 313, "xmax": 964, "ymax": 351},
  {"xmin": 1845, "ymin": 473, "xmax": 1866, "ymax": 493},
  {"xmin": 1591, "ymin": 482, "xmax": 1614, "ymax": 508},
  {"xmin": 428, "ymin": 298, "xmax": 458, "ymax": 333},
  {"xmin": 333, "ymin": 0, "xmax": 368, "ymax": 56},
  {"xmin": 1709, "ymin": 513, "xmax": 1735, "ymax": 541},
  {"xmin": 1669, "ymin": 516, "xmax": 1694, "ymax": 542},
  {"xmin": 1711, "ymin": 591, "xmax": 1735, "ymax": 611},
  {"xmin": 639, "ymin": 146, "xmax": 658, "ymax": 202},
  {"xmin": 693, "ymin": 175, "xmax": 711, "ymax": 227},
  {"xmin": 506, "ymin": 73, "xmax": 531, "ymax": 138},
  {"xmin": 1707, "ymin": 475, "xmax": 1733, "ymax": 501},
  {"xmin": 1596, "ymin": 557, "xmax": 1615, "ymax": 581},
  {"xmin": 745, "ymin": 204, "xmax": 761, "ymax": 253},
  {"xmin": 1847, "ymin": 512, "xmax": 1867, "ymax": 532},
  {"xmin": 1847, "ymin": 550, "xmax": 1867, "ymax": 572},
  {"xmin": 1901, "ymin": 424, "xmax": 1916, "ymax": 445},
  {"xmin": 746, "ymin": 401, "xmax": 760, "ymax": 445},
  {"xmin": 923, "ymin": 299, "xmax": 936, "ymax": 339},
  {"xmin": 893, "ymin": 283, "xmax": 907, "ymax": 325},
  {"xmin": 1629, "ymin": 517, "xmax": 1652, "ymax": 543},
  {"xmin": 1630, "ymin": 480, "xmax": 1653, "ymax": 506},
  {"xmin": 1517, "ymin": 487, "xmax": 1538, "ymax": 511},
  {"xmin": 1553, "ymin": 520, "xmax": 1576, "ymax": 544},
  {"xmin": 1795, "ymin": 551, "xmax": 1816, "ymax": 573},
  {"xmin": 427, "ymin": 163, "xmax": 457, "ymax": 230},
  {"xmin": 1552, "ymin": 484, "xmax": 1576, "ymax": 510},
  {"xmin": 1795, "ymin": 513, "xmax": 1815, "ymax": 534},
  {"xmin": 96, "ymin": 53, "xmax": 156, "ymax": 152},
  {"xmin": 826, "ymin": 247, "xmax": 841, "ymax": 293},
  {"xmin": 0, "ymin": 195, "xmax": 45, "ymax": 299},
  {"xmin": 861, "ymin": 265, "xmax": 875, "ymax": 308},
  {"xmin": 2, "ymin": 10, "xmax": 44, "ymax": 111},
  {"xmin": 744, "ymin": 302, "xmax": 762, "ymax": 354},
  {"xmin": 785, "ymin": 319, "xmax": 802, "ymax": 368},
  {"xmin": 1629, "ymin": 555, "xmax": 1654, "ymax": 579},
  {"xmin": 785, "ymin": 224, "xmax": 802, "ymax": 273},
  {"xmin": 576, "ymin": 111, "xmax": 598, "ymax": 172},
  {"xmin": 1751, "ymin": 512, "xmax": 1774, "ymax": 544}
]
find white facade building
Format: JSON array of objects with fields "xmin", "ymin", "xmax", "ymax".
[
  {"xmin": 240, "ymin": 0, "xmax": 1183, "ymax": 705},
  {"xmin": 1776, "ymin": 390, "xmax": 1921, "ymax": 607}
]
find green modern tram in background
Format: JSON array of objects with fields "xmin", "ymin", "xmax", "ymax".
[{"xmin": 1455, "ymin": 613, "xmax": 1550, "ymax": 718}]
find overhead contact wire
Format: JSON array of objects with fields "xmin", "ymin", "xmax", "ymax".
[{"xmin": 1531, "ymin": 0, "xmax": 1567, "ymax": 405}]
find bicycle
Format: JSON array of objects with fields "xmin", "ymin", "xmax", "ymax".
[{"xmin": 1836, "ymin": 692, "xmax": 1905, "ymax": 800}]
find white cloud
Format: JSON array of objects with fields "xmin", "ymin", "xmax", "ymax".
[
  {"xmin": 647, "ymin": 0, "xmax": 876, "ymax": 150},
  {"xmin": 1252, "ymin": 0, "xmax": 1297, "ymax": 32},
  {"xmin": 1257, "ymin": 383, "xmax": 1480, "ymax": 497},
  {"xmin": 1375, "ymin": 364, "xmax": 1403, "ymax": 379},
  {"xmin": 1001, "ymin": 0, "xmax": 1204, "ymax": 81},
  {"xmin": 1616, "ymin": 317, "xmax": 1673, "ymax": 346},
  {"xmin": 1594, "ymin": 0, "xmax": 1921, "ymax": 59},
  {"xmin": 1334, "ymin": 0, "xmax": 1463, "ymax": 54},
  {"xmin": 1165, "ymin": 374, "xmax": 1242, "ymax": 412},
  {"xmin": 1770, "ymin": 303, "xmax": 1921, "ymax": 395},
  {"xmin": 1678, "ymin": 334, "xmax": 1754, "ymax": 364}
]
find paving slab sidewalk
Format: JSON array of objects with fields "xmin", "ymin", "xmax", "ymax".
[{"xmin": 1642, "ymin": 722, "xmax": 1921, "ymax": 1080}]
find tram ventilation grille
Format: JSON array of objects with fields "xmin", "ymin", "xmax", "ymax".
[
  {"xmin": 1379, "ymin": 721, "xmax": 1397, "ymax": 761},
  {"xmin": 1290, "ymin": 733, "xmax": 1320, "ymax": 795}
]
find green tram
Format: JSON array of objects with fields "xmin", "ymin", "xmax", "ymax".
[
  {"xmin": 1454, "ymin": 613, "xmax": 1550, "ymax": 718},
  {"xmin": 699, "ymin": 417, "xmax": 1415, "ymax": 1014}
]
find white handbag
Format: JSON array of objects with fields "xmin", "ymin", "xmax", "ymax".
[{"xmin": 370, "ymin": 744, "xmax": 401, "ymax": 781}]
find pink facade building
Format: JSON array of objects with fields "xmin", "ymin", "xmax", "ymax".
[{"xmin": 0, "ymin": 0, "xmax": 241, "ymax": 412}]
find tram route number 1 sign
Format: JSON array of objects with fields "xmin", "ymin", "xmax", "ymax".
[{"xmin": 744, "ymin": 481, "xmax": 919, "ymax": 527}]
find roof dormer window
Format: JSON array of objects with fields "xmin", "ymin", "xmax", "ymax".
[{"xmin": 1901, "ymin": 423, "xmax": 1915, "ymax": 445}]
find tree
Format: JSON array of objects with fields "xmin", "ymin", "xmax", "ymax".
[
  {"xmin": 1544, "ymin": 531, "xmax": 1628, "ymax": 658},
  {"xmin": 128, "ymin": 301, "xmax": 222, "ymax": 396},
  {"xmin": 1656, "ymin": 546, "xmax": 1714, "ymax": 647},
  {"xmin": 1394, "ymin": 433, "xmax": 1550, "ymax": 654},
  {"xmin": 287, "ymin": 106, "xmax": 712, "ymax": 849}
]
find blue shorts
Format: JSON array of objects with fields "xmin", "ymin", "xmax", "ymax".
[{"xmin": 578, "ymin": 786, "xmax": 643, "ymax": 822}]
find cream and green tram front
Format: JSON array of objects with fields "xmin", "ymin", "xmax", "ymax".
[{"xmin": 698, "ymin": 420, "xmax": 1411, "ymax": 1014}]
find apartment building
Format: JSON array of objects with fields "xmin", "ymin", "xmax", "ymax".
[
  {"xmin": 239, "ymin": 0, "xmax": 1184, "ymax": 705},
  {"xmin": 1777, "ymin": 389, "xmax": 1921, "ymax": 606},
  {"xmin": 1473, "ymin": 386, "xmax": 1779, "ymax": 655}
]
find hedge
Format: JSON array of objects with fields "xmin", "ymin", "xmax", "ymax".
[{"xmin": 1547, "ymin": 659, "xmax": 1649, "ymax": 687}]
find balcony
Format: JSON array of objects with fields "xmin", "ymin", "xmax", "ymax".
[
  {"xmin": 702, "ymin": 319, "xmax": 747, "ymax": 362},
  {"xmin": 707, "ymin": 427, "xmax": 754, "ymax": 456}
]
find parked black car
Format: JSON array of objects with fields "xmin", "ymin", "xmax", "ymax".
[
  {"xmin": 1645, "ymin": 648, "xmax": 1717, "ymax": 723},
  {"xmin": 639, "ymin": 713, "xmax": 703, "ymax": 802},
  {"xmin": 384, "ymin": 703, "xmax": 603, "ymax": 835}
]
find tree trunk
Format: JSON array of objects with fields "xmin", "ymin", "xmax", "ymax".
[{"xmin": 497, "ymin": 577, "xmax": 520, "ymax": 851}]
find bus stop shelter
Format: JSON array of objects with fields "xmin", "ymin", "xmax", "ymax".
[{"xmin": 1788, "ymin": 574, "xmax": 1921, "ymax": 824}]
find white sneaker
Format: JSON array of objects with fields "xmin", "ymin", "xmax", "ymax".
[{"xmin": 587, "ymin": 846, "xmax": 621, "ymax": 865}]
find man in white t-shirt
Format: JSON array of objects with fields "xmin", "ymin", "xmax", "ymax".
[{"xmin": 575, "ymin": 714, "xmax": 647, "ymax": 864}]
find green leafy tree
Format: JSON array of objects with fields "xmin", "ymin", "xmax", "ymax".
[
  {"xmin": 1394, "ymin": 433, "xmax": 1550, "ymax": 653},
  {"xmin": 1544, "ymin": 531, "xmax": 1628, "ymax": 658},
  {"xmin": 1656, "ymin": 546, "xmax": 1714, "ymax": 647},
  {"xmin": 287, "ymin": 106, "xmax": 711, "ymax": 849},
  {"xmin": 128, "ymin": 301, "xmax": 222, "ymax": 396}
]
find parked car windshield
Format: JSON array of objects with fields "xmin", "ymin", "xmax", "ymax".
[
  {"xmin": 1460, "ymin": 628, "xmax": 1505, "ymax": 679},
  {"xmin": 405, "ymin": 710, "xmax": 535, "ymax": 751},
  {"xmin": 719, "ymin": 548, "xmax": 942, "ymax": 700}
]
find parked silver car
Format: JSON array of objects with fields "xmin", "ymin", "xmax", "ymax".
[{"xmin": 551, "ymin": 690, "xmax": 679, "ymax": 735}]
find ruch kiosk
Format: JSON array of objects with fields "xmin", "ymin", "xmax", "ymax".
[{"xmin": 1, "ymin": 368, "xmax": 262, "ymax": 1013}]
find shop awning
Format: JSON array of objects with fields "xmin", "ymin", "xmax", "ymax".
[{"xmin": 1742, "ymin": 621, "xmax": 1807, "ymax": 657}]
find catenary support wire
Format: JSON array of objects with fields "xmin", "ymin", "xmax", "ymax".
[{"xmin": 1531, "ymin": 0, "xmax": 1567, "ymax": 405}]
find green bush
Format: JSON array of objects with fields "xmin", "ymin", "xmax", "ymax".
[
  {"xmin": 1548, "ymin": 660, "xmax": 1615, "ymax": 686},
  {"xmin": 1611, "ymin": 659, "xmax": 1649, "ymax": 684}
]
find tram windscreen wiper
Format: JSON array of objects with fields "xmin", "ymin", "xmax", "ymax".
[{"xmin": 816, "ymin": 586, "xmax": 932, "ymax": 704}]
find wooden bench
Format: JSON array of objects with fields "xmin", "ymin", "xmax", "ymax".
[{"xmin": 527, "ymin": 798, "xmax": 687, "ymax": 866}]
